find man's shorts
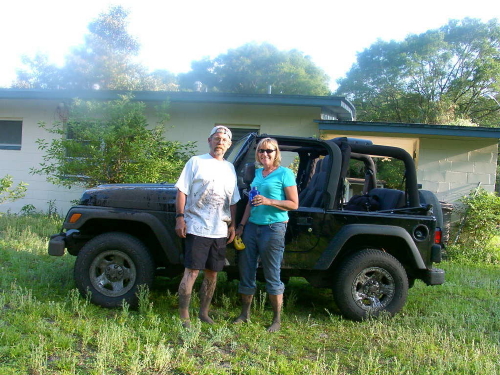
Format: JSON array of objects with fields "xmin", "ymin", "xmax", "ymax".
[{"xmin": 184, "ymin": 234, "xmax": 227, "ymax": 272}]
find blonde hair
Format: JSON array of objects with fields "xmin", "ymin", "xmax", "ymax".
[{"xmin": 255, "ymin": 137, "xmax": 281, "ymax": 168}]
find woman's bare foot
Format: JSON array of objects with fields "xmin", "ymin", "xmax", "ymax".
[
  {"xmin": 232, "ymin": 314, "xmax": 250, "ymax": 324},
  {"xmin": 233, "ymin": 294, "xmax": 253, "ymax": 324},
  {"xmin": 267, "ymin": 320, "xmax": 281, "ymax": 332}
]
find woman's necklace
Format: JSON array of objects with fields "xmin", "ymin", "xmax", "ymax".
[{"xmin": 262, "ymin": 167, "xmax": 277, "ymax": 177}]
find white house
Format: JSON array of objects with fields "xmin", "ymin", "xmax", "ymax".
[
  {"xmin": 0, "ymin": 89, "xmax": 354, "ymax": 214},
  {"xmin": 1, "ymin": 89, "xmax": 499, "ymax": 215}
]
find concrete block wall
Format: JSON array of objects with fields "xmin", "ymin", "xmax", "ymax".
[{"xmin": 417, "ymin": 137, "xmax": 498, "ymax": 203}]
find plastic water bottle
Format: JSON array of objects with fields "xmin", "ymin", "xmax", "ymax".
[{"xmin": 249, "ymin": 186, "xmax": 260, "ymax": 206}]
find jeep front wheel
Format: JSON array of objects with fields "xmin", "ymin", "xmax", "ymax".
[
  {"xmin": 74, "ymin": 232, "xmax": 155, "ymax": 308},
  {"xmin": 333, "ymin": 249, "xmax": 408, "ymax": 321}
]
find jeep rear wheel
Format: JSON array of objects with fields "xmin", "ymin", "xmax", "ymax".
[
  {"xmin": 74, "ymin": 232, "xmax": 155, "ymax": 308},
  {"xmin": 333, "ymin": 249, "xmax": 408, "ymax": 321}
]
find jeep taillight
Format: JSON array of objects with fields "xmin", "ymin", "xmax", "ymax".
[{"xmin": 434, "ymin": 228, "xmax": 442, "ymax": 244}]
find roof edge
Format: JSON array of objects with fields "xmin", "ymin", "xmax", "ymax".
[
  {"xmin": 0, "ymin": 88, "xmax": 355, "ymax": 121},
  {"xmin": 316, "ymin": 120, "xmax": 500, "ymax": 139}
]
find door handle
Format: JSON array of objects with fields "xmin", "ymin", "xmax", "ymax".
[{"xmin": 297, "ymin": 217, "xmax": 313, "ymax": 226}]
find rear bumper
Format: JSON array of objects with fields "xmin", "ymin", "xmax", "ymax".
[
  {"xmin": 431, "ymin": 244, "xmax": 443, "ymax": 263},
  {"xmin": 421, "ymin": 268, "xmax": 445, "ymax": 285}
]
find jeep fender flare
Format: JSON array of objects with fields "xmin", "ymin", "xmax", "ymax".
[
  {"xmin": 64, "ymin": 207, "xmax": 180, "ymax": 264},
  {"xmin": 313, "ymin": 224, "xmax": 426, "ymax": 270}
]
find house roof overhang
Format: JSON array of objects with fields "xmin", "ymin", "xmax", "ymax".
[
  {"xmin": 316, "ymin": 120, "xmax": 500, "ymax": 139},
  {"xmin": 0, "ymin": 89, "xmax": 356, "ymax": 121}
]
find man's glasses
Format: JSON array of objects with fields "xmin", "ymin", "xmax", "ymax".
[
  {"xmin": 258, "ymin": 149, "xmax": 276, "ymax": 154},
  {"xmin": 212, "ymin": 137, "xmax": 230, "ymax": 144}
]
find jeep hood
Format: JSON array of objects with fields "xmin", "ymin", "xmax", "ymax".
[{"xmin": 80, "ymin": 183, "xmax": 177, "ymax": 211}]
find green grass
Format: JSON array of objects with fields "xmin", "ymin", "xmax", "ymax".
[{"xmin": 1, "ymin": 213, "xmax": 499, "ymax": 374}]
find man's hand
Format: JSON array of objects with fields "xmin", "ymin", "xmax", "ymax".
[
  {"xmin": 175, "ymin": 217, "xmax": 187, "ymax": 238},
  {"xmin": 227, "ymin": 226, "xmax": 236, "ymax": 244}
]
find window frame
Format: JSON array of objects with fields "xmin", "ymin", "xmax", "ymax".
[
  {"xmin": 216, "ymin": 124, "xmax": 260, "ymax": 156},
  {"xmin": 0, "ymin": 120, "xmax": 23, "ymax": 150}
]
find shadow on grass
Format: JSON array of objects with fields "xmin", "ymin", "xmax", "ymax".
[
  {"xmin": 150, "ymin": 271, "xmax": 342, "ymax": 322},
  {"xmin": 1, "ymin": 244, "xmax": 341, "ymax": 321}
]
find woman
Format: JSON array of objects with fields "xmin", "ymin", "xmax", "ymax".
[{"xmin": 234, "ymin": 137, "xmax": 299, "ymax": 332}]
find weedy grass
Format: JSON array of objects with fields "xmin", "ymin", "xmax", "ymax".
[{"xmin": 0, "ymin": 213, "xmax": 499, "ymax": 374}]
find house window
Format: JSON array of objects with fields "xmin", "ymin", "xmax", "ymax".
[
  {"xmin": 65, "ymin": 122, "xmax": 94, "ymax": 158},
  {"xmin": 224, "ymin": 126, "xmax": 259, "ymax": 143},
  {"xmin": 0, "ymin": 120, "xmax": 22, "ymax": 150},
  {"xmin": 217, "ymin": 125, "xmax": 260, "ymax": 155}
]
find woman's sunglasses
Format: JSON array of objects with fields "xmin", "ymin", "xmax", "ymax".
[{"xmin": 258, "ymin": 149, "xmax": 276, "ymax": 154}]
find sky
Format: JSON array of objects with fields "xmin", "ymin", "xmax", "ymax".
[{"xmin": 1, "ymin": 0, "xmax": 499, "ymax": 91}]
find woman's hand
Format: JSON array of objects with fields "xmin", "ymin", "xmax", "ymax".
[
  {"xmin": 252, "ymin": 187, "xmax": 298, "ymax": 211},
  {"xmin": 252, "ymin": 194, "xmax": 269, "ymax": 206},
  {"xmin": 236, "ymin": 225, "xmax": 244, "ymax": 237}
]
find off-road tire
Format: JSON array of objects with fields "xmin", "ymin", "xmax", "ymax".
[
  {"xmin": 74, "ymin": 232, "xmax": 155, "ymax": 308},
  {"xmin": 333, "ymin": 249, "xmax": 408, "ymax": 321}
]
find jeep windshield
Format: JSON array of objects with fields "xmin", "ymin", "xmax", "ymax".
[{"xmin": 225, "ymin": 132, "xmax": 255, "ymax": 164}]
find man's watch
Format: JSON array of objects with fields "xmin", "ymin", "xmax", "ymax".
[{"xmin": 175, "ymin": 213, "xmax": 185, "ymax": 218}]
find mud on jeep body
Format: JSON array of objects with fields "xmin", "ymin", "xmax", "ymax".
[{"xmin": 49, "ymin": 133, "xmax": 445, "ymax": 321}]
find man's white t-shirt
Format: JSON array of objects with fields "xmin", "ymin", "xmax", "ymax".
[{"xmin": 175, "ymin": 153, "xmax": 241, "ymax": 238}]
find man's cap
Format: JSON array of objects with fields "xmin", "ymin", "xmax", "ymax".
[{"xmin": 209, "ymin": 125, "xmax": 232, "ymax": 140}]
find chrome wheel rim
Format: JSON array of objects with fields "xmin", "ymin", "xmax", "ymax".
[
  {"xmin": 89, "ymin": 250, "xmax": 136, "ymax": 297},
  {"xmin": 351, "ymin": 267, "xmax": 395, "ymax": 311}
]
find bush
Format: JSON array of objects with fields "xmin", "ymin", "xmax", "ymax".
[
  {"xmin": 446, "ymin": 243, "xmax": 500, "ymax": 264},
  {"xmin": 450, "ymin": 188, "xmax": 500, "ymax": 264},
  {"xmin": 0, "ymin": 175, "xmax": 27, "ymax": 204},
  {"xmin": 31, "ymin": 94, "xmax": 197, "ymax": 188}
]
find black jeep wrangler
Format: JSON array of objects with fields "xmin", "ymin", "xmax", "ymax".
[{"xmin": 49, "ymin": 134, "xmax": 445, "ymax": 321}]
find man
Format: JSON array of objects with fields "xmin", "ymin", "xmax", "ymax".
[{"xmin": 175, "ymin": 125, "xmax": 240, "ymax": 327}]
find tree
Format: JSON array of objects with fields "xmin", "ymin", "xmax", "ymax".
[
  {"xmin": 14, "ymin": 53, "xmax": 62, "ymax": 89},
  {"xmin": 31, "ymin": 95, "xmax": 196, "ymax": 188},
  {"xmin": 14, "ymin": 6, "xmax": 177, "ymax": 91},
  {"xmin": 179, "ymin": 42, "xmax": 330, "ymax": 95},
  {"xmin": 149, "ymin": 69, "xmax": 180, "ymax": 91},
  {"xmin": 336, "ymin": 18, "xmax": 500, "ymax": 126},
  {"xmin": 0, "ymin": 175, "xmax": 27, "ymax": 204}
]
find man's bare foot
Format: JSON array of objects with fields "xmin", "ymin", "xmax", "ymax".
[
  {"xmin": 199, "ymin": 314, "xmax": 215, "ymax": 324},
  {"xmin": 267, "ymin": 321, "xmax": 281, "ymax": 332},
  {"xmin": 181, "ymin": 320, "xmax": 191, "ymax": 328}
]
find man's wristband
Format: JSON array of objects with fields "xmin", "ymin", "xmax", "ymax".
[
  {"xmin": 175, "ymin": 213, "xmax": 185, "ymax": 218},
  {"xmin": 238, "ymin": 223, "xmax": 245, "ymax": 227}
]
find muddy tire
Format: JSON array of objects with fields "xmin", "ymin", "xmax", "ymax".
[
  {"xmin": 333, "ymin": 249, "xmax": 408, "ymax": 321},
  {"xmin": 74, "ymin": 232, "xmax": 155, "ymax": 308}
]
